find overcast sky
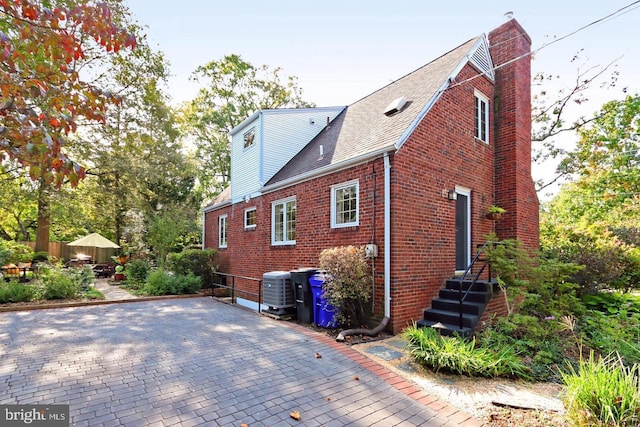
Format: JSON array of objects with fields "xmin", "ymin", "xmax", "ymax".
[{"xmin": 127, "ymin": 0, "xmax": 640, "ymax": 197}]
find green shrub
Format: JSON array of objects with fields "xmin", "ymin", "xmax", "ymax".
[
  {"xmin": 142, "ymin": 269, "xmax": 176, "ymax": 296},
  {"xmin": 66, "ymin": 265, "xmax": 96, "ymax": 290},
  {"xmin": 171, "ymin": 273, "xmax": 202, "ymax": 294},
  {"xmin": 582, "ymin": 292, "xmax": 640, "ymax": 317},
  {"xmin": 32, "ymin": 265, "xmax": 82, "ymax": 300},
  {"xmin": 141, "ymin": 269, "xmax": 202, "ymax": 296},
  {"xmin": 125, "ymin": 259, "xmax": 151, "ymax": 287},
  {"xmin": 318, "ymin": 245, "xmax": 371, "ymax": 328},
  {"xmin": 31, "ymin": 251, "xmax": 50, "ymax": 263},
  {"xmin": 0, "ymin": 281, "xmax": 34, "ymax": 303},
  {"xmin": 166, "ymin": 248, "xmax": 218, "ymax": 287},
  {"xmin": 404, "ymin": 324, "xmax": 530, "ymax": 379},
  {"xmin": 580, "ymin": 311, "xmax": 640, "ymax": 366},
  {"xmin": 0, "ymin": 241, "xmax": 34, "ymax": 265},
  {"xmin": 562, "ymin": 352, "xmax": 640, "ymax": 427},
  {"xmin": 478, "ymin": 314, "xmax": 576, "ymax": 381}
]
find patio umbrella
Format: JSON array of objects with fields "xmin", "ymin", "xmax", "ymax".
[
  {"xmin": 67, "ymin": 233, "xmax": 120, "ymax": 262},
  {"xmin": 67, "ymin": 233, "xmax": 120, "ymax": 248}
]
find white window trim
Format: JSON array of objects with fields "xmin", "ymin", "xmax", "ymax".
[
  {"xmin": 474, "ymin": 90, "xmax": 489, "ymax": 144},
  {"xmin": 455, "ymin": 186, "xmax": 472, "ymax": 272},
  {"xmin": 331, "ymin": 180, "xmax": 359, "ymax": 228},
  {"xmin": 244, "ymin": 207, "xmax": 257, "ymax": 229},
  {"xmin": 271, "ymin": 196, "xmax": 296, "ymax": 246},
  {"xmin": 218, "ymin": 214, "xmax": 227, "ymax": 248},
  {"xmin": 243, "ymin": 126, "xmax": 256, "ymax": 150}
]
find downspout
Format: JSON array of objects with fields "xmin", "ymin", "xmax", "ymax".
[
  {"xmin": 201, "ymin": 211, "xmax": 205, "ymax": 250},
  {"xmin": 336, "ymin": 153, "xmax": 391, "ymax": 341}
]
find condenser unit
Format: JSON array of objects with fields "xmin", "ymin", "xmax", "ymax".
[{"xmin": 263, "ymin": 271, "xmax": 294, "ymax": 314}]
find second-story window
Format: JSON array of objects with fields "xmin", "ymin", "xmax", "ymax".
[
  {"xmin": 243, "ymin": 127, "xmax": 255, "ymax": 149},
  {"xmin": 474, "ymin": 91, "xmax": 489, "ymax": 143}
]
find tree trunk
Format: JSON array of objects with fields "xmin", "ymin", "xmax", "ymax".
[
  {"xmin": 34, "ymin": 179, "xmax": 50, "ymax": 254},
  {"xmin": 0, "ymin": 225, "xmax": 11, "ymax": 241}
]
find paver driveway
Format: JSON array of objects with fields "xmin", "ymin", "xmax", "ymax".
[{"xmin": 0, "ymin": 298, "xmax": 473, "ymax": 426}]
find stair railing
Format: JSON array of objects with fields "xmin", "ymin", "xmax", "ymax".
[{"xmin": 456, "ymin": 241, "xmax": 501, "ymax": 331}]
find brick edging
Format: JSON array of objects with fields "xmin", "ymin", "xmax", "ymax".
[
  {"xmin": 283, "ymin": 322, "xmax": 485, "ymax": 427},
  {"xmin": 0, "ymin": 294, "xmax": 203, "ymax": 313}
]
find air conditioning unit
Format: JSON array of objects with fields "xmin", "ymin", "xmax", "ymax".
[{"xmin": 263, "ymin": 271, "xmax": 294, "ymax": 314}]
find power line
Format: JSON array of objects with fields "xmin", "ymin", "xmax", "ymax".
[{"xmin": 448, "ymin": 1, "xmax": 640, "ymax": 90}]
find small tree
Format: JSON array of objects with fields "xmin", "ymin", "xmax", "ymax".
[
  {"xmin": 0, "ymin": 240, "xmax": 33, "ymax": 265},
  {"xmin": 318, "ymin": 245, "xmax": 372, "ymax": 328}
]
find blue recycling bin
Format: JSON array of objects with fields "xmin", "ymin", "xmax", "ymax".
[{"xmin": 309, "ymin": 273, "xmax": 339, "ymax": 328}]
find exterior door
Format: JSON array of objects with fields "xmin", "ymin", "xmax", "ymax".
[{"xmin": 455, "ymin": 192, "xmax": 470, "ymax": 271}]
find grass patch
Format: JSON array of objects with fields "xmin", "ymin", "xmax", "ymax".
[
  {"xmin": 562, "ymin": 352, "xmax": 640, "ymax": 427},
  {"xmin": 404, "ymin": 324, "xmax": 530, "ymax": 379},
  {"xmin": 82, "ymin": 287, "xmax": 105, "ymax": 300}
]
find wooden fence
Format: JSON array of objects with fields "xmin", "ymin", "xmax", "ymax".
[{"xmin": 18, "ymin": 241, "xmax": 118, "ymax": 263}]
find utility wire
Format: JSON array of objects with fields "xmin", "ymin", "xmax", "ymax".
[{"xmin": 448, "ymin": 0, "xmax": 640, "ymax": 90}]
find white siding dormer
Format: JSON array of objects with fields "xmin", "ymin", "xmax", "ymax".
[
  {"xmin": 230, "ymin": 113, "xmax": 262, "ymax": 203},
  {"xmin": 229, "ymin": 107, "xmax": 344, "ymax": 204}
]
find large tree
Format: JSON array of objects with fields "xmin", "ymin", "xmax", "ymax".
[
  {"xmin": 541, "ymin": 95, "xmax": 640, "ymax": 293},
  {"xmin": 180, "ymin": 54, "xmax": 313, "ymax": 201},
  {"xmin": 531, "ymin": 52, "xmax": 622, "ymax": 195},
  {"xmin": 74, "ymin": 38, "xmax": 198, "ymax": 250},
  {"xmin": 0, "ymin": 0, "xmax": 136, "ymax": 251}
]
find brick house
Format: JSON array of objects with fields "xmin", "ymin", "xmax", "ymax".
[{"xmin": 203, "ymin": 19, "xmax": 539, "ymax": 335}]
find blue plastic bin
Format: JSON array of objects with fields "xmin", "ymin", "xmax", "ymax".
[{"xmin": 309, "ymin": 273, "xmax": 339, "ymax": 328}]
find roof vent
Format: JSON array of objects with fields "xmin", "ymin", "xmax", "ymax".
[{"xmin": 384, "ymin": 96, "xmax": 407, "ymax": 116}]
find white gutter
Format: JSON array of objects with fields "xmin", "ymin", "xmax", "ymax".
[{"xmin": 384, "ymin": 152, "xmax": 391, "ymax": 318}]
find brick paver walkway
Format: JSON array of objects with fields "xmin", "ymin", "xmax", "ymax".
[{"xmin": 0, "ymin": 298, "xmax": 482, "ymax": 426}]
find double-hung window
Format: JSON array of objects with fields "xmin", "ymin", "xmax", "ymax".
[
  {"xmin": 331, "ymin": 180, "xmax": 359, "ymax": 228},
  {"xmin": 474, "ymin": 91, "xmax": 489, "ymax": 143},
  {"xmin": 272, "ymin": 197, "xmax": 296, "ymax": 245},
  {"xmin": 218, "ymin": 215, "xmax": 227, "ymax": 248}
]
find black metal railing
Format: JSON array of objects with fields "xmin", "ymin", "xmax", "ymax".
[
  {"xmin": 456, "ymin": 241, "xmax": 501, "ymax": 330},
  {"xmin": 206, "ymin": 272, "xmax": 263, "ymax": 313}
]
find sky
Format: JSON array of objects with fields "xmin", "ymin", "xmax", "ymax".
[{"xmin": 126, "ymin": 0, "xmax": 640, "ymax": 197}]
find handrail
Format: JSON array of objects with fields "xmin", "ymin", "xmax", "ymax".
[
  {"xmin": 209, "ymin": 272, "xmax": 263, "ymax": 313},
  {"xmin": 456, "ymin": 241, "xmax": 502, "ymax": 330}
]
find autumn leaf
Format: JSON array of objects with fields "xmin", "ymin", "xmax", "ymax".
[
  {"xmin": 289, "ymin": 410, "xmax": 300, "ymax": 421},
  {"xmin": 314, "ymin": 352, "xmax": 322, "ymax": 358}
]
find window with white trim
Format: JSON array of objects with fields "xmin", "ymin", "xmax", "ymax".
[
  {"xmin": 243, "ymin": 127, "xmax": 255, "ymax": 149},
  {"xmin": 474, "ymin": 91, "xmax": 489, "ymax": 143},
  {"xmin": 272, "ymin": 197, "xmax": 296, "ymax": 245},
  {"xmin": 244, "ymin": 207, "xmax": 256, "ymax": 229},
  {"xmin": 331, "ymin": 180, "xmax": 359, "ymax": 228},
  {"xmin": 218, "ymin": 215, "xmax": 227, "ymax": 248}
]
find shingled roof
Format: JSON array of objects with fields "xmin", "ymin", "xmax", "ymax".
[{"xmin": 266, "ymin": 36, "xmax": 483, "ymax": 187}]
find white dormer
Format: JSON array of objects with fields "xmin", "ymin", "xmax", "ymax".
[{"xmin": 229, "ymin": 107, "xmax": 345, "ymax": 204}]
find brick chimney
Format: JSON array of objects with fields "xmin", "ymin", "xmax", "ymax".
[{"xmin": 488, "ymin": 19, "xmax": 540, "ymax": 251}]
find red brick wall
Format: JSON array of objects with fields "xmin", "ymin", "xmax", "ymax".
[
  {"xmin": 204, "ymin": 160, "xmax": 388, "ymax": 316},
  {"xmin": 204, "ymin": 24, "xmax": 539, "ymax": 334},
  {"xmin": 387, "ymin": 64, "xmax": 497, "ymax": 332},
  {"xmin": 489, "ymin": 20, "xmax": 540, "ymax": 252}
]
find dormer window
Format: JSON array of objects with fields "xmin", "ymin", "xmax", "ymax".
[{"xmin": 243, "ymin": 127, "xmax": 255, "ymax": 148}]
